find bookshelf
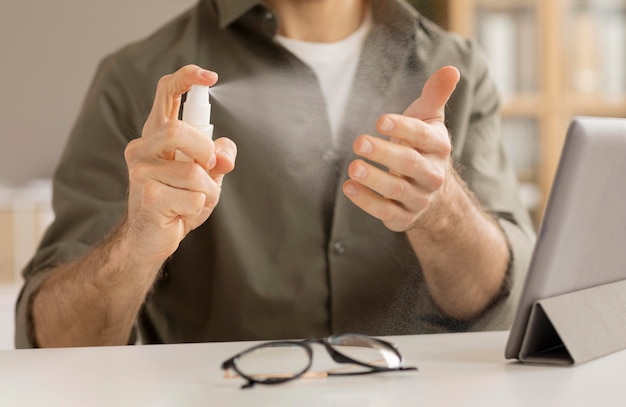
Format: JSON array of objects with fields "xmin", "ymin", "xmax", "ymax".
[{"xmin": 412, "ymin": 0, "xmax": 626, "ymax": 227}]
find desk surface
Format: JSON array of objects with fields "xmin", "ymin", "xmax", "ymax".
[{"xmin": 0, "ymin": 331, "xmax": 623, "ymax": 406}]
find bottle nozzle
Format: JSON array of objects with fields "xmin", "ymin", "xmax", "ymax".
[
  {"xmin": 176, "ymin": 84, "xmax": 214, "ymax": 162},
  {"xmin": 182, "ymin": 85, "xmax": 212, "ymax": 133},
  {"xmin": 187, "ymin": 85, "xmax": 210, "ymax": 106}
]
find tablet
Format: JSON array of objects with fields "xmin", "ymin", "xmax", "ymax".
[{"xmin": 505, "ymin": 116, "xmax": 626, "ymax": 360}]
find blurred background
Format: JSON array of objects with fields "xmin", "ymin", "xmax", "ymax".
[
  {"xmin": 1, "ymin": 0, "xmax": 626, "ymax": 348},
  {"xmin": 415, "ymin": 0, "xmax": 626, "ymax": 226}
]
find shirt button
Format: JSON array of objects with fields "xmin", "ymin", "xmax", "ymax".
[{"xmin": 332, "ymin": 241, "xmax": 346, "ymax": 255}]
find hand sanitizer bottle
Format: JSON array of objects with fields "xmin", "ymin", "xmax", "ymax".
[{"xmin": 176, "ymin": 85, "xmax": 214, "ymax": 162}]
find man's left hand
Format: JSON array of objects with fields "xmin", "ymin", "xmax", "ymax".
[{"xmin": 343, "ymin": 66, "xmax": 460, "ymax": 232}]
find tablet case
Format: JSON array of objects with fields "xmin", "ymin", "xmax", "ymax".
[{"xmin": 518, "ymin": 279, "xmax": 626, "ymax": 365}]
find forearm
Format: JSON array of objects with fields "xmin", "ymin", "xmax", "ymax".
[
  {"xmin": 32, "ymin": 219, "xmax": 162, "ymax": 348},
  {"xmin": 407, "ymin": 168, "xmax": 510, "ymax": 320}
]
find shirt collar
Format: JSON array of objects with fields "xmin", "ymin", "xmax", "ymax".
[
  {"xmin": 207, "ymin": 0, "xmax": 418, "ymax": 36},
  {"xmin": 211, "ymin": 0, "xmax": 262, "ymax": 29}
]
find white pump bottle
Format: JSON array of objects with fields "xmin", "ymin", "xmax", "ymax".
[{"xmin": 175, "ymin": 84, "xmax": 214, "ymax": 162}]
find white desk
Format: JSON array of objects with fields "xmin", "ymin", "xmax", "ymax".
[{"xmin": 0, "ymin": 331, "xmax": 623, "ymax": 406}]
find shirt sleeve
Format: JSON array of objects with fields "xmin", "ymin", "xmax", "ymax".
[
  {"xmin": 14, "ymin": 54, "xmax": 148, "ymax": 348},
  {"xmin": 448, "ymin": 38, "xmax": 537, "ymax": 331}
]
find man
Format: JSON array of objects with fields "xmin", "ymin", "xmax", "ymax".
[{"xmin": 15, "ymin": 0, "xmax": 535, "ymax": 348}]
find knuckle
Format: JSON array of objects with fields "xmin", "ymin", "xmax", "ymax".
[
  {"xmin": 124, "ymin": 139, "xmax": 140, "ymax": 163},
  {"xmin": 140, "ymin": 181, "xmax": 162, "ymax": 209},
  {"xmin": 141, "ymin": 122, "xmax": 151, "ymax": 137},
  {"xmin": 192, "ymin": 163, "xmax": 208, "ymax": 180},
  {"xmin": 428, "ymin": 168, "xmax": 446, "ymax": 189},
  {"xmin": 185, "ymin": 163, "xmax": 209, "ymax": 184},
  {"xmin": 411, "ymin": 120, "xmax": 429, "ymax": 141},
  {"xmin": 205, "ymin": 195, "xmax": 219, "ymax": 209},
  {"xmin": 156, "ymin": 74, "xmax": 172, "ymax": 91},
  {"xmin": 414, "ymin": 120, "xmax": 431, "ymax": 140},
  {"xmin": 127, "ymin": 161, "xmax": 150, "ymax": 183},
  {"xmin": 188, "ymin": 191, "xmax": 206, "ymax": 211},
  {"xmin": 389, "ymin": 178, "xmax": 409, "ymax": 201},
  {"xmin": 440, "ymin": 139, "xmax": 452, "ymax": 156},
  {"xmin": 180, "ymin": 64, "xmax": 199, "ymax": 76},
  {"xmin": 163, "ymin": 120, "xmax": 184, "ymax": 141},
  {"xmin": 401, "ymin": 150, "xmax": 422, "ymax": 174},
  {"xmin": 429, "ymin": 125, "xmax": 451, "ymax": 154},
  {"xmin": 204, "ymin": 184, "xmax": 220, "ymax": 209}
]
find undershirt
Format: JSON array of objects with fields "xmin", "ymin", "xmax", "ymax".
[{"xmin": 275, "ymin": 13, "xmax": 373, "ymax": 142}]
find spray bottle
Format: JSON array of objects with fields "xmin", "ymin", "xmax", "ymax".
[{"xmin": 175, "ymin": 84, "xmax": 214, "ymax": 162}]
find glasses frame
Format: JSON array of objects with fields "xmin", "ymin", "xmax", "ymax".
[{"xmin": 221, "ymin": 333, "xmax": 418, "ymax": 389}]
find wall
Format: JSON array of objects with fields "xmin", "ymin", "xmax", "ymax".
[{"xmin": 0, "ymin": 0, "xmax": 198, "ymax": 187}]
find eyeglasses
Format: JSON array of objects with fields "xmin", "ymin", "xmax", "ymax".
[{"xmin": 221, "ymin": 333, "xmax": 417, "ymax": 389}]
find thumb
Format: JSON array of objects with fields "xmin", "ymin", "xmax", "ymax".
[{"xmin": 403, "ymin": 66, "xmax": 460, "ymax": 123}]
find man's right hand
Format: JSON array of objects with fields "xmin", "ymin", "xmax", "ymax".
[
  {"xmin": 124, "ymin": 64, "xmax": 237, "ymax": 266},
  {"xmin": 30, "ymin": 64, "xmax": 238, "ymax": 348}
]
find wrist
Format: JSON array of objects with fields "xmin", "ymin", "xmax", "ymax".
[
  {"xmin": 409, "ymin": 162, "xmax": 463, "ymax": 236},
  {"xmin": 97, "ymin": 216, "xmax": 165, "ymax": 286}
]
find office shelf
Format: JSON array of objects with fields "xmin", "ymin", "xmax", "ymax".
[{"xmin": 410, "ymin": 0, "xmax": 626, "ymax": 226}]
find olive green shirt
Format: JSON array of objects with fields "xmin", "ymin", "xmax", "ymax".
[{"xmin": 15, "ymin": 0, "xmax": 535, "ymax": 347}]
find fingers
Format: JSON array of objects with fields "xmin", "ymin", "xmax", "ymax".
[
  {"xmin": 139, "ymin": 65, "xmax": 225, "ymax": 169},
  {"xmin": 124, "ymin": 155, "xmax": 216, "ymax": 261},
  {"xmin": 342, "ymin": 178, "xmax": 420, "ymax": 233},
  {"xmin": 137, "ymin": 177, "xmax": 213, "ymax": 220},
  {"xmin": 210, "ymin": 137, "xmax": 238, "ymax": 177},
  {"xmin": 345, "ymin": 149, "xmax": 440, "ymax": 210},
  {"xmin": 138, "ymin": 120, "xmax": 216, "ymax": 169},
  {"xmin": 346, "ymin": 158, "xmax": 432, "ymax": 208},
  {"xmin": 343, "ymin": 67, "xmax": 459, "ymax": 231},
  {"xmin": 373, "ymin": 66, "xmax": 459, "ymax": 154},
  {"xmin": 374, "ymin": 115, "xmax": 451, "ymax": 155},
  {"xmin": 122, "ymin": 65, "xmax": 231, "ymax": 263},
  {"xmin": 126, "ymin": 134, "xmax": 237, "ymax": 195},
  {"xmin": 346, "ymin": 134, "xmax": 449, "ymax": 231},
  {"xmin": 126, "ymin": 141, "xmax": 220, "ymax": 207},
  {"xmin": 352, "ymin": 134, "xmax": 446, "ymax": 187},
  {"xmin": 145, "ymin": 64, "xmax": 218, "ymax": 132},
  {"xmin": 403, "ymin": 65, "xmax": 460, "ymax": 122},
  {"xmin": 343, "ymin": 155, "xmax": 438, "ymax": 232},
  {"xmin": 124, "ymin": 132, "xmax": 236, "ymax": 261}
]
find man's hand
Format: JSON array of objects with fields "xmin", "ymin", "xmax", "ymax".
[
  {"xmin": 31, "ymin": 64, "xmax": 239, "ymax": 348},
  {"xmin": 343, "ymin": 66, "xmax": 511, "ymax": 320},
  {"xmin": 342, "ymin": 66, "xmax": 460, "ymax": 232},
  {"xmin": 124, "ymin": 64, "xmax": 237, "ymax": 265}
]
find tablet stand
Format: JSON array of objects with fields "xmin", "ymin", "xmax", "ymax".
[{"xmin": 518, "ymin": 279, "xmax": 626, "ymax": 365}]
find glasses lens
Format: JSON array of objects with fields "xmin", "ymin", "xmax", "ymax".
[
  {"xmin": 234, "ymin": 342, "xmax": 311, "ymax": 381},
  {"xmin": 327, "ymin": 335, "xmax": 402, "ymax": 368}
]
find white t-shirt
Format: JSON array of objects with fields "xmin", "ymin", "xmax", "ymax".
[{"xmin": 275, "ymin": 13, "xmax": 373, "ymax": 142}]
